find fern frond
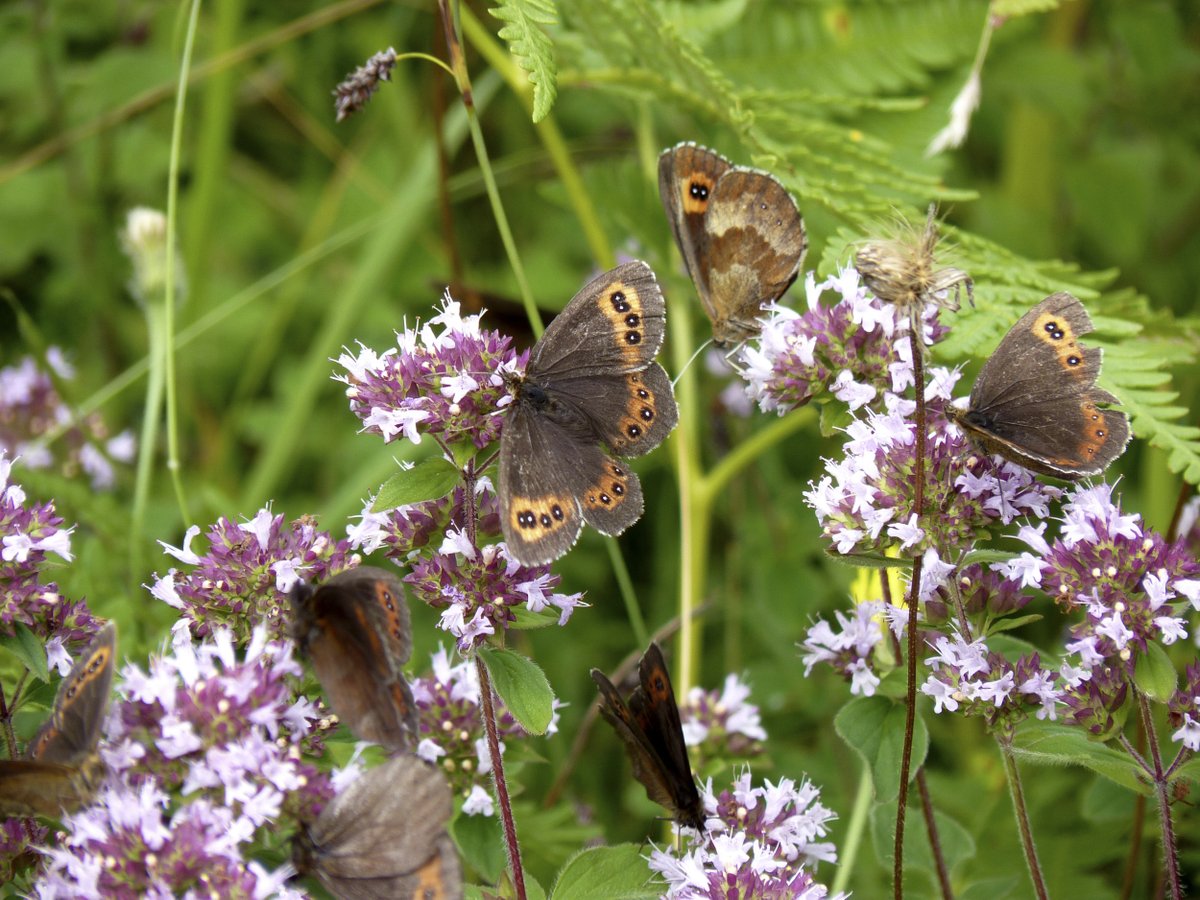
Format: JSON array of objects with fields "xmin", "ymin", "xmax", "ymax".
[
  {"xmin": 1103, "ymin": 341, "xmax": 1200, "ymax": 483},
  {"xmin": 490, "ymin": 0, "xmax": 559, "ymax": 122}
]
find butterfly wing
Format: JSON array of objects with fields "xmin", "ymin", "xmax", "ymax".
[
  {"xmin": 658, "ymin": 143, "xmax": 731, "ymax": 322},
  {"xmin": 542, "ymin": 362, "xmax": 679, "ymax": 460},
  {"xmin": 499, "ymin": 400, "xmax": 589, "ymax": 565},
  {"xmin": 527, "ymin": 261, "xmax": 667, "ymax": 380},
  {"xmin": 29, "ymin": 622, "xmax": 116, "ymax": 765},
  {"xmin": 297, "ymin": 756, "xmax": 463, "ymax": 900},
  {"xmin": 958, "ymin": 293, "xmax": 1130, "ymax": 478},
  {"xmin": 592, "ymin": 643, "xmax": 705, "ymax": 830},
  {"xmin": 290, "ymin": 569, "xmax": 418, "ymax": 753},
  {"xmin": 0, "ymin": 760, "xmax": 91, "ymax": 818},
  {"xmin": 699, "ymin": 169, "xmax": 806, "ymax": 344}
]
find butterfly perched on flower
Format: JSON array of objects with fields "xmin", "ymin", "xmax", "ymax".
[
  {"xmin": 290, "ymin": 567, "xmax": 419, "ymax": 753},
  {"xmin": 0, "ymin": 622, "xmax": 116, "ymax": 819},
  {"xmin": 659, "ymin": 143, "xmax": 807, "ymax": 347},
  {"xmin": 292, "ymin": 755, "xmax": 463, "ymax": 899},
  {"xmin": 592, "ymin": 642, "xmax": 705, "ymax": 830},
  {"xmin": 498, "ymin": 261, "xmax": 679, "ymax": 566}
]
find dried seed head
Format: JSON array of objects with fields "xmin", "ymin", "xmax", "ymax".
[{"xmin": 854, "ymin": 205, "xmax": 974, "ymax": 312}]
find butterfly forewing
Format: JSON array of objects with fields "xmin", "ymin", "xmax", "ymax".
[
  {"xmin": 658, "ymin": 143, "xmax": 731, "ymax": 314},
  {"xmin": 528, "ymin": 262, "xmax": 667, "ymax": 379},
  {"xmin": 290, "ymin": 568, "xmax": 418, "ymax": 753}
]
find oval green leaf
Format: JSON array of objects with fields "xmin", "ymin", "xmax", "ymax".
[
  {"xmin": 371, "ymin": 457, "xmax": 461, "ymax": 512},
  {"xmin": 834, "ymin": 695, "xmax": 928, "ymax": 802},
  {"xmin": 551, "ymin": 844, "xmax": 659, "ymax": 900},
  {"xmin": 478, "ymin": 646, "xmax": 555, "ymax": 735},
  {"xmin": 1133, "ymin": 640, "xmax": 1177, "ymax": 703}
]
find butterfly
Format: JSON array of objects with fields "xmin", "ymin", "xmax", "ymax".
[
  {"xmin": 591, "ymin": 642, "xmax": 705, "ymax": 831},
  {"xmin": 498, "ymin": 260, "xmax": 679, "ymax": 567},
  {"xmin": 290, "ymin": 567, "xmax": 419, "ymax": 754},
  {"xmin": 292, "ymin": 755, "xmax": 462, "ymax": 900},
  {"xmin": 0, "ymin": 622, "xmax": 116, "ymax": 819},
  {"xmin": 948, "ymin": 292, "xmax": 1131, "ymax": 479},
  {"xmin": 658, "ymin": 142, "xmax": 807, "ymax": 346}
]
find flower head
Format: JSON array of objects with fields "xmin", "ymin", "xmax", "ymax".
[
  {"xmin": 680, "ymin": 673, "xmax": 767, "ymax": 766},
  {"xmin": 648, "ymin": 770, "xmax": 842, "ymax": 899},
  {"xmin": 737, "ymin": 267, "xmax": 949, "ymax": 415},
  {"xmin": 148, "ymin": 507, "xmax": 356, "ymax": 641},
  {"xmin": 336, "ymin": 294, "xmax": 525, "ymax": 449}
]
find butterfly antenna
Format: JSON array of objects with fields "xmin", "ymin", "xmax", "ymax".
[{"xmin": 671, "ymin": 338, "xmax": 714, "ymax": 388}]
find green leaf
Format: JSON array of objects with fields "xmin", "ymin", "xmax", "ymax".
[
  {"xmin": 509, "ymin": 604, "xmax": 562, "ymax": 630},
  {"xmin": 960, "ymin": 548, "xmax": 1020, "ymax": 567},
  {"xmin": 1133, "ymin": 641, "xmax": 1177, "ymax": 703},
  {"xmin": 834, "ymin": 696, "xmax": 928, "ymax": 802},
  {"xmin": 551, "ymin": 844, "xmax": 659, "ymax": 899},
  {"xmin": 452, "ymin": 811, "xmax": 506, "ymax": 883},
  {"xmin": 1011, "ymin": 720, "xmax": 1150, "ymax": 794},
  {"xmin": 370, "ymin": 457, "xmax": 461, "ymax": 512},
  {"xmin": 870, "ymin": 800, "xmax": 976, "ymax": 874},
  {"xmin": 478, "ymin": 646, "xmax": 555, "ymax": 734},
  {"xmin": 985, "ymin": 613, "xmax": 1044, "ymax": 636},
  {"xmin": 0, "ymin": 623, "xmax": 49, "ymax": 683},
  {"xmin": 823, "ymin": 549, "xmax": 913, "ymax": 569},
  {"xmin": 490, "ymin": 0, "xmax": 559, "ymax": 122}
]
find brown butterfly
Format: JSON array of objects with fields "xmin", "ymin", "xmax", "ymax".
[
  {"xmin": 591, "ymin": 642, "xmax": 705, "ymax": 831},
  {"xmin": 290, "ymin": 567, "xmax": 418, "ymax": 754},
  {"xmin": 658, "ymin": 143, "xmax": 807, "ymax": 346},
  {"xmin": 498, "ymin": 261, "xmax": 679, "ymax": 566},
  {"xmin": 948, "ymin": 293, "xmax": 1131, "ymax": 479},
  {"xmin": 0, "ymin": 622, "xmax": 116, "ymax": 819},
  {"xmin": 292, "ymin": 755, "xmax": 463, "ymax": 900}
]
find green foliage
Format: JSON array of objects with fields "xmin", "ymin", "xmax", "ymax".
[
  {"xmin": 371, "ymin": 457, "xmax": 461, "ymax": 511},
  {"xmin": 491, "ymin": 0, "xmax": 560, "ymax": 122}
]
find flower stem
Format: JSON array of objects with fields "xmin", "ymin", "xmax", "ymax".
[
  {"xmin": 131, "ymin": 302, "xmax": 167, "ymax": 581},
  {"xmin": 832, "ymin": 764, "xmax": 873, "ymax": 896},
  {"xmin": 439, "ymin": 0, "xmax": 540, "ymax": 337},
  {"xmin": 161, "ymin": 0, "xmax": 201, "ymax": 525},
  {"xmin": 606, "ymin": 538, "xmax": 648, "ymax": 648},
  {"xmin": 1136, "ymin": 693, "xmax": 1182, "ymax": 899},
  {"xmin": 894, "ymin": 309, "xmax": 929, "ymax": 899},
  {"xmin": 475, "ymin": 655, "xmax": 527, "ymax": 900},
  {"xmin": 917, "ymin": 768, "xmax": 954, "ymax": 900},
  {"xmin": 999, "ymin": 738, "xmax": 1050, "ymax": 900},
  {"xmin": 459, "ymin": 7, "xmax": 613, "ymax": 269}
]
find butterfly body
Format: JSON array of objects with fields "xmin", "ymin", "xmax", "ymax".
[
  {"xmin": 0, "ymin": 622, "xmax": 116, "ymax": 819},
  {"xmin": 591, "ymin": 642, "xmax": 705, "ymax": 831},
  {"xmin": 658, "ymin": 143, "xmax": 807, "ymax": 346},
  {"xmin": 949, "ymin": 293, "xmax": 1130, "ymax": 479},
  {"xmin": 290, "ymin": 568, "xmax": 418, "ymax": 753},
  {"xmin": 499, "ymin": 261, "xmax": 679, "ymax": 566},
  {"xmin": 293, "ymin": 755, "xmax": 463, "ymax": 900}
]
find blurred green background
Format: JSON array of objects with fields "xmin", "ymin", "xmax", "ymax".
[{"xmin": 1, "ymin": 0, "xmax": 1199, "ymax": 896}]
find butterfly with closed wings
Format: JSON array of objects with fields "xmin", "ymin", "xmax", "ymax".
[
  {"xmin": 498, "ymin": 261, "xmax": 679, "ymax": 567},
  {"xmin": 591, "ymin": 642, "xmax": 706, "ymax": 831},
  {"xmin": 292, "ymin": 754, "xmax": 463, "ymax": 900},
  {"xmin": 290, "ymin": 567, "xmax": 419, "ymax": 754},
  {"xmin": 0, "ymin": 622, "xmax": 117, "ymax": 819},
  {"xmin": 659, "ymin": 143, "xmax": 807, "ymax": 347}
]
